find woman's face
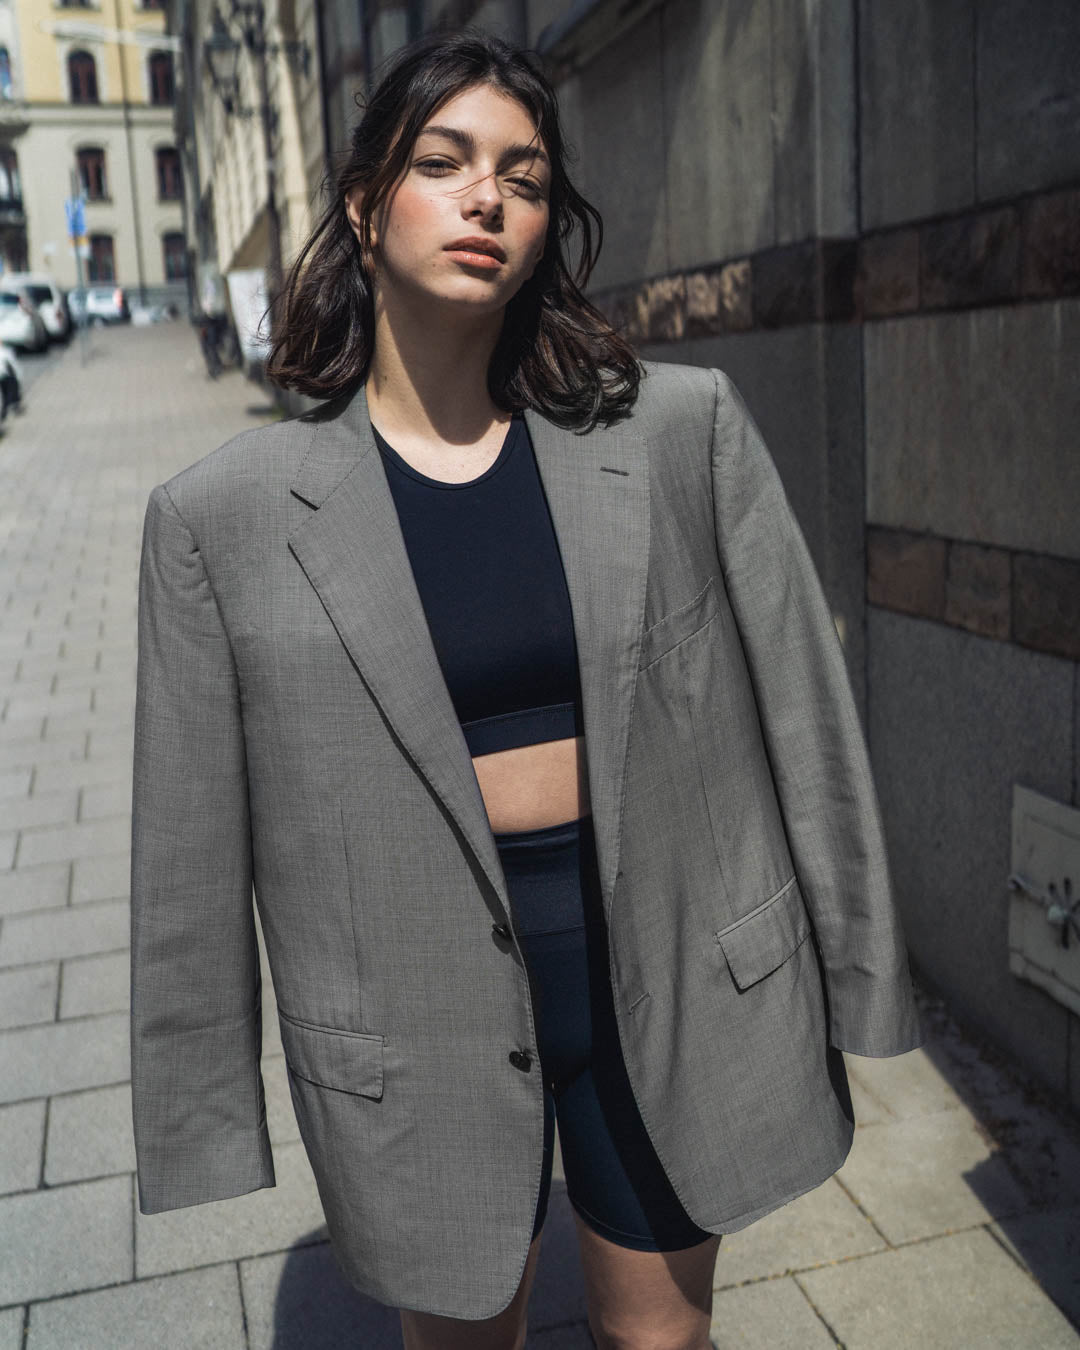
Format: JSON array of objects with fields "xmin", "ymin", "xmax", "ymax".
[{"xmin": 348, "ymin": 83, "xmax": 551, "ymax": 319}]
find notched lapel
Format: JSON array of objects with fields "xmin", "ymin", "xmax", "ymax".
[
  {"xmin": 287, "ymin": 386, "xmax": 509, "ymax": 911},
  {"xmin": 524, "ymin": 410, "xmax": 651, "ymax": 909}
]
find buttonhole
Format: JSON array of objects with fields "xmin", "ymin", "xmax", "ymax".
[
  {"xmin": 629, "ymin": 992, "xmax": 650, "ymax": 1014},
  {"xmin": 600, "ymin": 466, "xmax": 630, "ymax": 477}
]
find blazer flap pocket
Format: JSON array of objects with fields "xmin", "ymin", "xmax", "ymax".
[
  {"xmin": 639, "ymin": 577, "xmax": 720, "ymax": 669},
  {"xmin": 716, "ymin": 877, "xmax": 810, "ymax": 990},
  {"xmin": 278, "ymin": 1010, "xmax": 384, "ymax": 1099}
]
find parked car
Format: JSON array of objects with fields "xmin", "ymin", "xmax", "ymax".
[
  {"xmin": 3, "ymin": 272, "xmax": 70, "ymax": 341},
  {"xmin": 0, "ymin": 343, "xmax": 23, "ymax": 419},
  {"xmin": 67, "ymin": 285, "xmax": 130, "ymax": 326},
  {"xmin": 0, "ymin": 288, "xmax": 48, "ymax": 352}
]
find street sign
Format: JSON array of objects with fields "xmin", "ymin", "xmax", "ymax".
[{"xmin": 65, "ymin": 195, "xmax": 86, "ymax": 240}]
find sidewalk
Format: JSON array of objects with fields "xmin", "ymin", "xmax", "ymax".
[{"xmin": 1, "ymin": 324, "xmax": 1079, "ymax": 1349}]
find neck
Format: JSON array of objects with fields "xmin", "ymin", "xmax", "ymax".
[{"xmin": 366, "ymin": 290, "xmax": 507, "ymax": 445}]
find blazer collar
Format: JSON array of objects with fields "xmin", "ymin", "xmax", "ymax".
[{"xmin": 287, "ymin": 382, "xmax": 650, "ymax": 917}]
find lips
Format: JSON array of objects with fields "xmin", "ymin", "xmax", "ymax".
[{"xmin": 444, "ymin": 237, "xmax": 507, "ymax": 263}]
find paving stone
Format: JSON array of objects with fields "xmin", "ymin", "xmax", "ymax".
[
  {"xmin": 713, "ymin": 1177, "xmax": 885, "ymax": 1288},
  {"xmin": 0, "ymin": 766, "xmax": 31, "ymax": 798},
  {"xmin": 263, "ymin": 1055, "xmax": 299, "ymax": 1145},
  {"xmin": 81, "ymin": 780, "xmax": 132, "ymax": 822},
  {"xmin": 45, "ymin": 1082, "xmax": 136, "ymax": 1185},
  {"xmin": 135, "ymin": 1139, "xmax": 326, "ymax": 1278},
  {"xmin": 844, "ymin": 1048, "xmax": 962, "ymax": 1121},
  {"xmin": 34, "ymin": 755, "xmax": 131, "ymax": 794},
  {"xmin": 16, "ymin": 816, "xmax": 130, "ymax": 868},
  {"xmin": 26, "ymin": 1263, "xmax": 246, "ymax": 1350},
  {"xmin": 41, "ymin": 708, "xmax": 133, "ymax": 745},
  {"xmin": 4, "ymin": 689, "xmax": 91, "ymax": 721},
  {"xmin": 0, "ymin": 1098, "xmax": 45, "ymax": 1194},
  {"xmin": 798, "ymin": 1228, "xmax": 1080, "ymax": 1348},
  {"xmin": 60, "ymin": 949, "xmax": 129, "ymax": 1018},
  {"xmin": 0, "ymin": 833, "xmax": 14, "ymax": 868},
  {"xmin": 71, "ymin": 851, "xmax": 130, "ymax": 904},
  {"xmin": 990, "ymin": 1206, "xmax": 1080, "ymax": 1330},
  {"xmin": 0, "ymin": 1174, "xmax": 132, "ymax": 1304},
  {"xmin": 2, "ymin": 790, "xmax": 78, "ymax": 830},
  {"xmin": 0, "ymin": 736, "xmax": 85, "ymax": 771},
  {"xmin": 0, "ymin": 1308, "xmax": 23, "ymax": 1350},
  {"xmin": 0, "ymin": 963, "xmax": 58, "ymax": 1030},
  {"xmin": 0, "ymin": 863, "xmax": 69, "ymax": 915},
  {"xmin": 241, "ymin": 1242, "xmax": 403, "ymax": 1350},
  {"xmin": 846, "ymin": 1064, "xmax": 889, "ymax": 1126},
  {"xmin": 0, "ymin": 898, "xmax": 128, "ymax": 967},
  {"xmin": 709, "ymin": 1275, "xmax": 836, "ymax": 1349},
  {"xmin": 0, "ymin": 1011, "xmax": 128, "ymax": 1104},
  {"xmin": 835, "ymin": 1110, "xmax": 1031, "ymax": 1244}
]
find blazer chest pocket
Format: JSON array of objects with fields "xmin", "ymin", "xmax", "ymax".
[
  {"xmin": 639, "ymin": 576, "xmax": 720, "ymax": 670},
  {"xmin": 715, "ymin": 877, "xmax": 811, "ymax": 991},
  {"xmin": 278, "ymin": 1008, "xmax": 384, "ymax": 1100}
]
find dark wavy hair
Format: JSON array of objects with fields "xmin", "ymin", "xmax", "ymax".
[{"xmin": 266, "ymin": 29, "xmax": 641, "ymax": 430}]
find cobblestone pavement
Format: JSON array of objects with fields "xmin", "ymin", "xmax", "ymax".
[{"xmin": 2, "ymin": 324, "xmax": 1079, "ymax": 1348}]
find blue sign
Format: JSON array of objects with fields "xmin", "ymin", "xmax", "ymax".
[{"xmin": 65, "ymin": 195, "xmax": 86, "ymax": 239}]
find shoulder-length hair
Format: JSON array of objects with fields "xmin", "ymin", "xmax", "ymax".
[{"xmin": 266, "ymin": 29, "xmax": 641, "ymax": 430}]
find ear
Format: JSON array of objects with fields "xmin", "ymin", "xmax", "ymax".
[{"xmin": 344, "ymin": 186, "xmax": 375, "ymax": 247}]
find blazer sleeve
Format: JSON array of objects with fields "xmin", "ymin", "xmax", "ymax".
[
  {"xmin": 130, "ymin": 483, "xmax": 275, "ymax": 1213},
  {"xmin": 708, "ymin": 369, "xmax": 921, "ymax": 1058}
]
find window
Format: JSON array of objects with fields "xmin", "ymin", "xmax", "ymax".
[
  {"xmin": 88, "ymin": 234, "xmax": 115, "ymax": 282},
  {"xmin": 162, "ymin": 232, "xmax": 187, "ymax": 281},
  {"xmin": 0, "ymin": 148, "xmax": 20, "ymax": 204},
  {"xmin": 148, "ymin": 52, "xmax": 174, "ymax": 105},
  {"xmin": 0, "ymin": 47, "xmax": 12, "ymax": 101},
  {"xmin": 155, "ymin": 147, "xmax": 182, "ymax": 201},
  {"xmin": 68, "ymin": 51, "xmax": 98, "ymax": 104},
  {"xmin": 77, "ymin": 146, "xmax": 108, "ymax": 200}
]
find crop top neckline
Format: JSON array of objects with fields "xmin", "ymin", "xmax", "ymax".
[{"xmin": 370, "ymin": 415, "xmax": 522, "ymax": 491}]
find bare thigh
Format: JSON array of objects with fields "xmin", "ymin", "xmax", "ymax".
[
  {"xmin": 399, "ymin": 1231, "xmax": 544, "ymax": 1350},
  {"xmin": 574, "ymin": 1212, "xmax": 721, "ymax": 1350}
]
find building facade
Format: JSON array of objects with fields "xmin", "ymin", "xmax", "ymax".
[{"xmin": 11, "ymin": 0, "xmax": 186, "ymax": 306}]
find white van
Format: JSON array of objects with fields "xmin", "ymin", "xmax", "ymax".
[{"xmin": 2, "ymin": 272, "xmax": 70, "ymax": 341}]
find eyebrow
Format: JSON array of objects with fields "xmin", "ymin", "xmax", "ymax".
[{"xmin": 417, "ymin": 124, "xmax": 550, "ymax": 170}]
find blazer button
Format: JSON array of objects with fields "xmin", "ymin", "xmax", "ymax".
[
  {"xmin": 492, "ymin": 922, "xmax": 512, "ymax": 941},
  {"xmin": 508, "ymin": 1050, "xmax": 532, "ymax": 1072}
]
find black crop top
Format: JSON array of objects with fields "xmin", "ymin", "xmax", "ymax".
[{"xmin": 374, "ymin": 415, "xmax": 585, "ymax": 757}]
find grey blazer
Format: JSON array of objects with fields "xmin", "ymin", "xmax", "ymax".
[{"xmin": 130, "ymin": 360, "xmax": 920, "ymax": 1319}]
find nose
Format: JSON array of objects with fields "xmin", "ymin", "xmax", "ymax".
[{"xmin": 460, "ymin": 170, "xmax": 503, "ymax": 224}]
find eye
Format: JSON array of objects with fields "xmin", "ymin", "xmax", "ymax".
[
  {"xmin": 415, "ymin": 158, "xmax": 456, "ymax": 176},
  {"xmin": 506, "ymin": 177, "xmax": 545, "ymax": 200}
]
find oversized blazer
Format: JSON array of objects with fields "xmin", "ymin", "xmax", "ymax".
[{"xmin": 130, "ymin": 359, "xmax": 921, "ymax": 1320}]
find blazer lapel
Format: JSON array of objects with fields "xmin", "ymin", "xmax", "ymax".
[
  {"xmin": 286, "ymin": 385, "xmax": 651, "ymax": 921},
  {"xmin": 524, "ymin": 409, "xmax": 651, "ymax": 910}
]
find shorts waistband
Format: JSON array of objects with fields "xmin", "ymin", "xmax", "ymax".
[{"xmin": 493, "ymin": 813, "xmax": 594, "ymax": 856}]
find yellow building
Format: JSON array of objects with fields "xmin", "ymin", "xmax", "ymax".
[{"xmin": 10, "ymin": 0, "xmax": 186, "ymax": 303}]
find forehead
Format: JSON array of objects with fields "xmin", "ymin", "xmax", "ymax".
[{"xmin": 418, "ymin": 83, "xmax": 545, "ymax": 155}]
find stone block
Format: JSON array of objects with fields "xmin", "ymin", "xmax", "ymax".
[
  {"xmin": 684, "ymin": 261, "xmax": 752, "ymax": 338},
  {"xmin": 920, "ymin": 207, "xmax": 1021, "ymax": 310},
  {"xmin": 0, "ymin": 735, "xmax": 85, "ymax": 772},
  {"xmin": 1022, "ymin": 188, "xmax": 1080, "ymax": 299},
  {"xmin": 0, "ymin": 1308, "xmax": 22, "ymax": 1350},
  {"xmin": 577, "ymin": 9, "xmax": 668, "ymax": 291},
  {"xmin": 16, "ymin": 817, "xmax": 129, "ymax": 869},
  {"xmin": 26, "ymin": 1263, "xmax": 246, "ymax": 1350},
  {"xmin": 990, "ymin": 1206, "xmax": 1080, "ymax": 1330},
  {"xmin": 1013, "ymin": 553, "xmax": 1080, "ymax": 661},
  {"xmin": 0, "ymin": 1174, "xmax": 132, "ymax": 1304},
  {"xmin": 856, "ymin": 229, "xmax": 919, "ymax": 316},
  {"xmin": 135, "ymin": 1139, "xmax": 325, "ymax": 1278},
  {"xmin": 858, "ymin": 0, "xmax": 975, "ymax": 227},
  {"xmin": 836, "ymin": 1111, "xmax": 1030, "ymax": 1244},
  {"xmin": 45, "ymin": 1081, "xmax": 136, "ymax": 1184},
  {"xmin": 865, "ymin": 302, "xmax": 1080, "ymax": 561},
  {"xmin": 2, "ymin": 791, "xmax": 78, "ymax": 831},
  {"xmin": 0, "ymin": 1099, "xmax": 45, "ymax": 1195},
  {"xmin": 709, "ymin": 1276, "xmax": 836, "ymax": 1349},
  {"xmin": 42, "ymin": 707, "xmax": 132, "ymax": 743},
  {"xmin": 798, "ymin": 1228, "xmax": 1080, "ymax": 1349},
  {"xmin": 60, "ymin": 950, "xmax": 129, "ymax": 1018},
  {"xmin": 976, "ymin": 0, "xmax": 1080, "ymax": 200},
  {"xmin": 866, "ymin": 526, "xmax": 946, "ymax": 620},
  {"xmin": 0, "ymin": 833, "xmax": 14, "ymax": 869},
  {"xmin": 263, "ymin": 1055, "xmax": 300, "ymax": 1146},
  {"xmin": 0, "ymin": 863, "xmax": 69, "ymax": 916},
  {"xmin": 0, "ymin": 1011, "xmax": 129, "ymax": 1104},
  {"xmin": 662, "ymin": 0, "xmax": 774, "ymax": 270},
  {"xmin": 844, "ymin": 1048, "xmax": 962, "ymax": 1122},
  {"xmin": 713, "ymin": 1178, "xmax": 884, "ymax": 1288},
  {"xmin": 944, "ymin": 540, "xmax": 1011, "ymax": 639},
  {"xmin": 81, "ymin": 780, "xmax": 132, "ymax": 822},
  {"xmin": 868, "ymin": 610, "xmax": 1075, "ymax": 1096},
  {"xmin": 3, "ymin": 689, "xmax": 91, "ymax": 722},
  {"xmin": 0, "ymin": 766, "xmax": 31, "ymax": 799},
  {"xmin": 0, "ymin": 899, "xmax": 129, "ymax": 968},
  {"xmin": 72, "ymin": 851, "xmax": 130, "ymax": 904},
  {"xmin": 34, "ymin": 755, "xmax": 131, "ymax": 795},
  {"xmin": 0, "ymin": 963, "xmax": 58, "ymax": 1031},
  {"xmin": 752, "ymin": 240, "xmax": 857, "ymax": 328}
]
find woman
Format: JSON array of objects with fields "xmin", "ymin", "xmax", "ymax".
[{"xmin": 130, "ymin": 29, "xmax": 921, "ymax": 1350}]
